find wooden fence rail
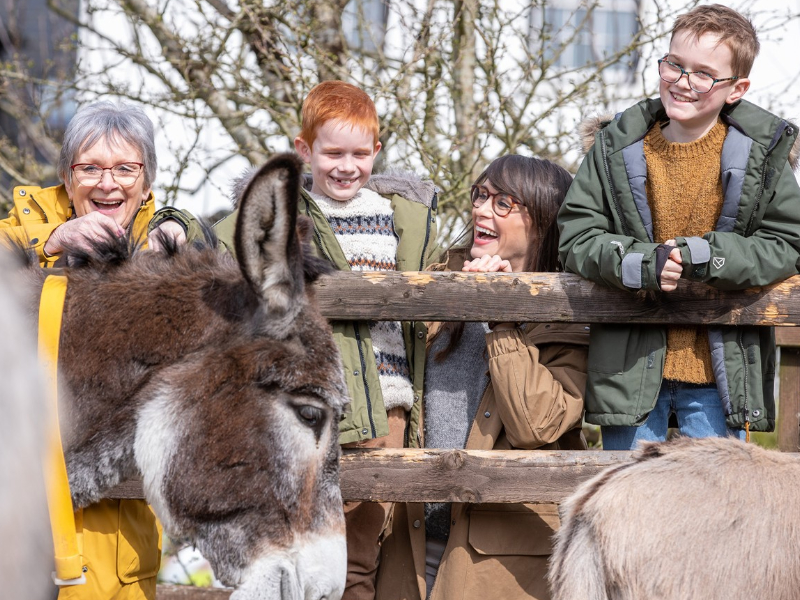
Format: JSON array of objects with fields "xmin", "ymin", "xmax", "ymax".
[
  {"xmin": 120, "ymin": 271, "xmax": 800, "ymax": 598},
  {"xmin": 145, "ymin": 448, "xmax": 632, "ymax": 599},
  {"xmin": 112, "ymin": 449, "xmax": 633, "ymax": 504},
  {"xmin": 315, "ymin": 271, "xmax": 800, "ymax": 325}
]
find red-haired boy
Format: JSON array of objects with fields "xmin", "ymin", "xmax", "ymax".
[
  {"xmin": 295, "ymin": 80, "xmax": 439, "ymax": 600},
  {"xmin": 178, "ymin": 81, "xmax": 439, "ymax": 599}
]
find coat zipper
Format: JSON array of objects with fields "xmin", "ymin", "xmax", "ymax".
[
  {"xmin": 30, "ymin": 195, "xmax": 49, "ymax": 223},
  {"xmin": 410, "ymin": 190, "xmax": 437, "ymax": 446},
  {"xmin": 737, "ymin": 331, "xmax": 749, "ymax": 427},
  {"xmin": 353, "ymin": 325, "xmax": 377, "ymax": 438},
  {"xmin": 745, "ymin": 123, "xmax": 791, "ymax": 236},
  {"xmin": 600, "ymin": 129, "xmax": 631, "ymax": 237},
  {"xmin": 418, "ymin": 191, "xmax": 437, "ymax": 271}
]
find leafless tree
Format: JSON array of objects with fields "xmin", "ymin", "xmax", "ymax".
[{"xmin": 2, "ymin": 0, "xmax": 798, "ymax": 234}]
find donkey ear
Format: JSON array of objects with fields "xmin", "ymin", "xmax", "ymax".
[{"xmin": 235, "ymin": 153, "xmax": 307, "ymax": 337}]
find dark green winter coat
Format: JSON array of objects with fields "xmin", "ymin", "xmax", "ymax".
[{"xmin": 558, "ymin": 98, "xmax": 800, "ymax": 432}]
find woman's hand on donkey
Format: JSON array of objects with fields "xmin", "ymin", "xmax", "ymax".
[
  {"xmin": 147, "ymin": 219, "xmax": 187, "ymax": 253},
  {"xmin": 44, "ymin": 211, "xmax": 125, "ymax": 256}
]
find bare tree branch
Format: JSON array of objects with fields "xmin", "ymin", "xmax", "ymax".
[{"xmin": 3, "ymin": 0, "xmax": 797, "ymax": 231}]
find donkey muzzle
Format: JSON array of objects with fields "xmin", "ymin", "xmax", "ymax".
[{"xmin": 232, "ymin": 532, "xmax": 346, "ymax": 600}]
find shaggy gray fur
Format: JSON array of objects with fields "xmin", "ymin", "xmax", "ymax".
[
  {"xmin": 549, "ymin": 436, "xmax": 800, "ymax": 600},
  {"xmin": 0, "ymin": 251, "xmax": 52, "ymax": 599}
]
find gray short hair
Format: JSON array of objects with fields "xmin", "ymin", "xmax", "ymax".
[{"xmin": 57, "ymin": 101, "xmax": 158, "ymax": 190}]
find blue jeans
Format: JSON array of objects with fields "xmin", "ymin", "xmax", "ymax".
[{"xmin": 601, "ymin": 380, "xmax": 746, "ymax": 450}]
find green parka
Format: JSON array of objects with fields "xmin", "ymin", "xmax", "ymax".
[
  {"xmin": 558, "ymin": 98, "xmax": 800, "ymax": 432},
  {"xmin": 197, "ymin": 173, "xmax": 439, "ymax": 445}
]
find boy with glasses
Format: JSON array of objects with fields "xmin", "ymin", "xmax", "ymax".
[{"xmin": 558, "ymin": 4, "xmax": 800, "ymax": 449}]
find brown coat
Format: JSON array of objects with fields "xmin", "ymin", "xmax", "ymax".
[{"xmin": 375, "ymin": 320, "xmax": 589, "ymax": 600}]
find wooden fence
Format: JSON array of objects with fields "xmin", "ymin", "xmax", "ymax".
[{"xmin": 119, "ymin": 271, "xmax": 800, "ymax": 598}]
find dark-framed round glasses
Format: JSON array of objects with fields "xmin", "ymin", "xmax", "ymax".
[
  {"xmin": 470, "ymin": 185, "xmax": 522, "ymax": 218},
  {"xmin": 70, "ymin": 162, "xmax": 144, "ymax": 187},
  {"xmin": 657, "ymin": 55, "xmax": 739, "ymax": 94}
]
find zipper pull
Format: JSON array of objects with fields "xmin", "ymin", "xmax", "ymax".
[{"xmin": 743, "ymin": 407, "xmax": 751, "ymax": 443}]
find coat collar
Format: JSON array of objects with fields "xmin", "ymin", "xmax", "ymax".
[{"xmin": 578, "ymin": 98, "xmax": 800, "ymax": 171}]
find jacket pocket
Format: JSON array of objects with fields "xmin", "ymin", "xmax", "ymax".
[
  {"xmin": 117, "ymin": 500, "xmax": 161, "ymax": 583},
  {"xmin": 587, "ymin": 324, "xmax": 631, "ymax": 374},
  {"xmin": 588, "ymin": 324, "xmax": 666, "ymax": 376},
  {"xmin": 467, "ymin": 504, "xmax": 558, "ymax": 556}
]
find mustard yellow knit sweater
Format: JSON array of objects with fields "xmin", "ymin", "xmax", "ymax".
[{"xmin": 644, "ymin": 119, "xmax": 727, "ymax": 383}]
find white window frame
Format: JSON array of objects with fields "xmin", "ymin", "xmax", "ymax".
[
  {"xmin": 530, "ymin": 0, "xmax": 641, "ymax": 74},
  {"xmin": 342, "ymin": 0, "xmax": 390, "ymax": 54}
]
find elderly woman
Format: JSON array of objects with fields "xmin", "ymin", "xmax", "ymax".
[
  {"xmin": 375, "ymin": 155, "xmax": 589, "ymax": 600},
  {"xmin": 1, "ymin": 101, "xmax": 163, "ymax": 600},
  {"xmin": 0, "ymin": 101, "xmax": 178, "ymax": 264}
]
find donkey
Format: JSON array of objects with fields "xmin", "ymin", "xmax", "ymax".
[
  {"xmin": 548, "ymin": 436, "xmax": 800, "ymax": 600},
  {"xmin": 0, "ymin": 250, "xmax": 52, "ymax": 600},
  {"xmin": 16, "ymin": 153, "xmax": 350, "ymax": 600}
]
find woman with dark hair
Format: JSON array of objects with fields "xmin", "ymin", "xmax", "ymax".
[{"xmin": 375, "ymin": 155, "xmax": 589, "ymax": 600}]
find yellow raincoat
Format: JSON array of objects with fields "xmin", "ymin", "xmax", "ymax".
[
  {"xmin": 3, "ymin": 183, "xmax": 162, "ymax": 599},
  {"xmin": 0, "ymin": 183, "xmax": 154, "ymax": 266}
]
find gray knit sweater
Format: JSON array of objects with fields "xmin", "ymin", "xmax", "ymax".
[{"xmin": 423, "ymin": 321, "xmax": 490, "ymax": 541}]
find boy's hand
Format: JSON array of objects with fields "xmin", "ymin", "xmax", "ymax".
[
  {"xmin": 659, "ymin": 240, "xmax": 682, "ymax": 292},
  {"xmin": 463, "ymin": 254, "xmax": 513, "ymax": 273}
]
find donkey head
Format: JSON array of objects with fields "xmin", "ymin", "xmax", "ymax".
[
  {"xmin": 52, "ymin": 153, "xmax": 347, "ymax": 600},
  {"xmin": 145, "ymin": 155, "xmax": 348, "ymax": 599}
]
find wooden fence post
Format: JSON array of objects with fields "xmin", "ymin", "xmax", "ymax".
[{"xmin": 776, "ymin": 329, "xmax": 800, "ymax": 452}]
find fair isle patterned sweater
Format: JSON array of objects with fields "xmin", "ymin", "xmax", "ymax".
[{"xmin": 310, "ymin": 188, "xmax": 415, "ymax": 412}]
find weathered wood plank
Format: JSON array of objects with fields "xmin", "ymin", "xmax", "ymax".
[
  {"xmin": 108, "ymin": 449, "xmax": 631, "ymax": 504},
  {"xmin": 156, "ymin": 584, "xmax": 231, "ymax": 598},
  {"xmin": 314, "ymin": 271, "xmax": 800, "ymax": 325},
  {"xmin": 776, "ymin": 327, "xmax": 800, "ymax": 347},
  {"xmin": 337, "ymin": 448, "xmax": 630, "ymax": 503},
  {"xmin": 104, "ymin": 477, "xmax": 143, "ymax": 499},
  {"xmin": 779, "ymin": 348, "xmax": 800, "ymax": 452}
]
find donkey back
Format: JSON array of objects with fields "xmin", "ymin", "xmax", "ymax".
[{"xmin": 549, "ymin": 436, "xmax": 800, "ymax": 600}]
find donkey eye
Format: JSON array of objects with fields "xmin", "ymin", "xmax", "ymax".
[{"xmin": 296, "ymin": 405, "xmax": 323, "ymax": 427}]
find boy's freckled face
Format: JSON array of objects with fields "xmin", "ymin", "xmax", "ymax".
[
  {"xmin": 660, "ymin": 30, "xmax": 749, "ymax": 140},
  {"xmin": 295, "ymin": 120, "xmax": 381, "ymax": 202}
]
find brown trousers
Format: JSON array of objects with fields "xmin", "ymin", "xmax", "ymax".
[{"xmin": 342, "ymin": 407, "xmax": 408, "ymax": 600}]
